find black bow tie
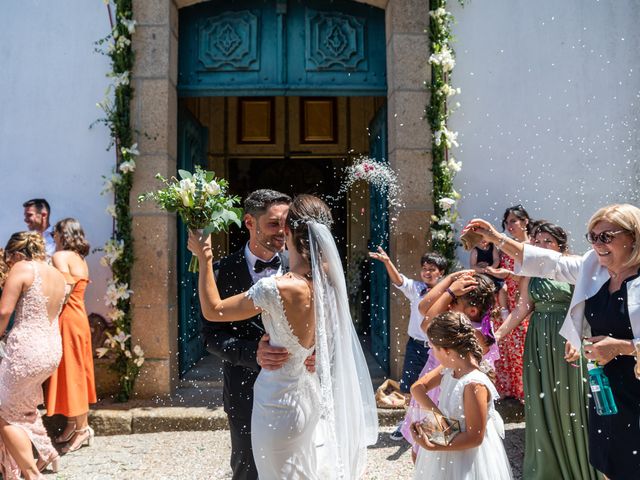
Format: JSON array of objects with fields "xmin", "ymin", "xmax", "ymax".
[{"xmin": 254, "ymin": 256, "xmax": 281, "ymax": 273}]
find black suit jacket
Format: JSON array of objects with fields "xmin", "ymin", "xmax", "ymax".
[{"xmin": 201, "ymin": 247, "xmax": 288, "ymax": 420}]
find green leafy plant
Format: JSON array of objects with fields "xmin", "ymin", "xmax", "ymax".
[
  {"xmin": 95, "ymin": 0, "xmax": 140, "ymax": 402},
  {"xmin": 427, "ymin": 0, "xmax": 465, "ymax": 270}
]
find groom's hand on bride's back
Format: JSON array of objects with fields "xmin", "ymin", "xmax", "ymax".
[
  {"xmin": 257, "ymin": 334, "xmax": 290, "ymax": 370},
  {"xmin": 256, "ymin": 335, "xmax": 316, "ymax": 372}
]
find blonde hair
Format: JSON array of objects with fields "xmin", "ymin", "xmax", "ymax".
[
  {"xmin": 587, "ymin": 204, "xmax": 640, "ymax": 268},
  {"xmin": 4, "ymin": 231, "xmax": 47, "ymax": 262},
  {"xmin": 0, "ymin": 249, "xmax": 8, "ymax": 288}
]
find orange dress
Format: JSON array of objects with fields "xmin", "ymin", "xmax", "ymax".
[{"xmin": 45, "ymin": 274, "xmax": 97, "ymax": 416}]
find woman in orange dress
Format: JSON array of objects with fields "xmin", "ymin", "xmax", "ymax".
[{"xmin": 47, "ymin": 218, "xmax": 96, "ymax": 453}]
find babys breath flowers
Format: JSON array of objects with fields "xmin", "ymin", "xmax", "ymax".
[
  {"xmin": 138, "ymin": 166, "xmax": 242, "ymax": 272},
  {"xmin": 339, "ymin": 155, "xmax": 404, "ymax": 210}
]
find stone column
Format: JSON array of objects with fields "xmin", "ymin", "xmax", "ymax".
[
  {"xmin": 385, "ymin": 0, "xmax": 433, "ymax": 379},
  {"xmin": 129, "ymin": 0, "xmax": 180, "ymax": 397}
]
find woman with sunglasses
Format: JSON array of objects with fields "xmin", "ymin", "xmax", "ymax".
[{"xmin": 464, "ymin": 204, "xmax": 640, "ymax": 480}]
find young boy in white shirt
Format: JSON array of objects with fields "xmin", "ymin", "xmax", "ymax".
[{"xmin": 369, "ymin": 248, "xmax": 447, "ymax": 440}]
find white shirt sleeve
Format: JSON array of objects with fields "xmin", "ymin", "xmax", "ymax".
[
  {"xmin": 515, "ymin": 243, "xmax": 583, "ymax": 285},
  {"xmin": 393, "ymin": 274, "xmax": 418, "ymax": 301}
]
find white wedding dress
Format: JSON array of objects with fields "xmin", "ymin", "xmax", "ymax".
[
  {"xmin": 249, "ymin": 276, "xmax": 322, "ymax": 479},
  {"xmin": 248, "ymin": 222, "xmax": 378, "ymax": 480}
]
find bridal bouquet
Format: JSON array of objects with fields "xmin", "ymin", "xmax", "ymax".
[{"xmin": 139, "ymin": 166, "xmax": 242, "ymax": 272}]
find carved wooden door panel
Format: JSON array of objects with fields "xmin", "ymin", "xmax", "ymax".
[{"xmin": 178, "ymin": 0, "xmax": 386, "ymax": 96}]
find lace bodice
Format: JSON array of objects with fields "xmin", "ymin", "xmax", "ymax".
[
  {"xmin": 438, "ymin": 368, "xmax": 504, "ymax": 437},
  {"xmin": 247, "ymin": 276, "xmax": 314, "ymax": 376}
]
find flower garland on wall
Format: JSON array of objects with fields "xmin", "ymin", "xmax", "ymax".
[
  {"xmin": 96, "ymin": 0, "xmax": 144, "ymax": 402},
  {"xmin": 427, "ymin": 0, "xmax": 464, "ymax": 269}
]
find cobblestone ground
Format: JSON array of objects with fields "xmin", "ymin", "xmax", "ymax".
[{"xmin": 43, "ymin": 425, "xmax": 524, "ymax": 479}]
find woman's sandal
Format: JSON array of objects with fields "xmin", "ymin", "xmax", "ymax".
[
  {"xmin": 55, "ymin": 421, "xmax": 76, "ymax": 443},
  {"xmin": 37, "ymin": 453, "xmax": 60, "ymax": 473},
  {"xmin": 61, "ymin": 426, "xmax": 94, "ymax": 454}
]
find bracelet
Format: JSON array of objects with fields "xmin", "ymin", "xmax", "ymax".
[
  {"xmin": 446, "ymin": 288, "xmax": 456, "ymax": 301},
  {"xmin": 497, "ymin": 234, "xmax": 508, "ymax": 250}
]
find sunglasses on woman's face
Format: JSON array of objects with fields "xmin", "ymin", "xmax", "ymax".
[{"xmin": 585, "ymin": 230, "xmax": 626, "ymax": 244}]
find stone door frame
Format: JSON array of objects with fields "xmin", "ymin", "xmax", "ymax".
[{"xmin": 130, "ymin": 0, "xmax": 433, "ymax": 396}]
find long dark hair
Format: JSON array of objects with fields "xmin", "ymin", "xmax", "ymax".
[
  {"xmin": 501, "ymin": 205, "xmax": 532, "ymax": 234},
  {"xmin": 531, "ymin": 222, "xmax": 569, "ymax": 253}
]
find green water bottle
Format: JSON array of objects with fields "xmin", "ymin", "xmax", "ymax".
[{"xmin": 587, "ymin": 361, "xmax": 618, "ymax": 416}]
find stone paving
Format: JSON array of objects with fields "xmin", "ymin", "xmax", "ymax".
[{"xmin": 43, "ymin": 424, "xmax": 525, "ymax": 479}]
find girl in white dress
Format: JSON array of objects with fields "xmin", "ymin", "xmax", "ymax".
[{"xmin": 410, "ymin": 311, "xmax": 512, "ymax": 480}]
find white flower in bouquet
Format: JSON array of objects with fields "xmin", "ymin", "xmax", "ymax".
[
  {"xmin": 138, "ymin": 166, "xmax": 242, "ymax": 272},
  {"xmin": 204, "ymin": 180, "xmax": 221, "ymax": 196}
]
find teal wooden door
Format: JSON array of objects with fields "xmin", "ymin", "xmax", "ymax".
[
  {"xmin": 177, "ymin": 107, "xmax": 209, "ymax": 376},
  {"xmin": 178, "ymin": 0, "xmax": 386, "ymax": 96},
  {"xmin": 368, "ymin": 105, "xmax": 389, "ymax": 372}
]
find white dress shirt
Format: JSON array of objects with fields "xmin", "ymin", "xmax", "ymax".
[
  {"xmin": 516, "ymin": 243, "xmax": 640, "ymax": 350},
  {"xmin": 244, "ymin": 243, "xmax": 283, "ymax": 284},
  {"xmin": 394, "ymin": 274, "xmax": 429, "ymax": 343},
  {"xmin": 42, "ymin": 225, "xmax": 56, "ymax": 259}
]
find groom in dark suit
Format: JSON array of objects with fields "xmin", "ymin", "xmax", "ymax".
[{"xmin": 201, "ymin": 189, "xmax": 293, "ymax": 480}]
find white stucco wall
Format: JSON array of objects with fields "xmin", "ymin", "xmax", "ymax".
[
  {"xmin": 449, "ymin": 0, "xmax": 640, "ymax": 260},
  {"xmin": 0, "ymin": 1, "xmax": 114, "ymax": 316}
]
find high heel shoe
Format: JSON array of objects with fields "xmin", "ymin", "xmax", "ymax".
[
  {"xmin": 37, "ymin": 454, "xmax": 60, "ymax": 473},
  {"xmin": 61, "ymin": 426, "xmax": 94, "ymax": 454},
  {"xmin": 55, "ymin": 421, "xmax": 76, "ymax": 443}
]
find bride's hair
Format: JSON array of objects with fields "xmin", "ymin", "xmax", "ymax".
[
  {"xmin": 4, "ymin": 231, "xmax": 46, "ymax": 262},
  {"xmin": 286, "ymin": 194, "xmax": 333, "ymax": 264},
  {"xmin": 427, "ymin": 311, "xmax": 483, "ymax": 363}
]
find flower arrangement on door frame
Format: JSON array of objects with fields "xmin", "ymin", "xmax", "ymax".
[
  {"xmin": 427, "ymin": 0, "xmax": 464, "ymax": 270},
  {"xmin": 95, "ymin": 0, "xmax": 143, "ymax": 402}
]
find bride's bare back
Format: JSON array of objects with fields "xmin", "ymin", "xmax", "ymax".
[{"xmin": 276, "ymin": 274, "xmax": 315, "ymax": 349}]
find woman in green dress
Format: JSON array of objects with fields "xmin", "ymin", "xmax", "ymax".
[{"xmin": 495, "ymin": 222, "xmax": 598, "ymax": 480}]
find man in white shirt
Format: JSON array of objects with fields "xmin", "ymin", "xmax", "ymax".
[{"xmin": 23, "ymin": 198, "xmax": 55, "ymax": 258}]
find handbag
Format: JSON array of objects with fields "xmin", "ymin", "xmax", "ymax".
[{"xmin": 375, "ymin": 379, "xmax": 406, "ymax": 409}]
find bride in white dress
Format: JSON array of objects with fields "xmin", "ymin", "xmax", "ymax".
[{"xmin": 188, "ymin": 194, "xmax": 378, "ymax": 479}]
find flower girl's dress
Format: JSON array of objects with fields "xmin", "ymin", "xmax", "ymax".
[{"xmin": 413, "ymin": 368, "xmax": 512, "ymax": 480}]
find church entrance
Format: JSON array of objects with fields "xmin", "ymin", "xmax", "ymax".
[{"xmin": 176, "ymin": 0, "xmax": 389, "ymax": 376}]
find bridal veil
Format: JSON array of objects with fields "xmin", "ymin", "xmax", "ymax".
[{"xmin": 309, "ymin": 222, "xmax": 378, "ymax": 479}]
